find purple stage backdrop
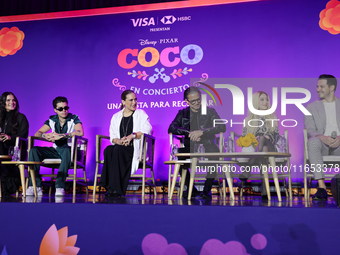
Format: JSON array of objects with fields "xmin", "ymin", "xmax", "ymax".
[{"xmin": 1, "ymin": 0, "xmax": 340, "ymax": 183}]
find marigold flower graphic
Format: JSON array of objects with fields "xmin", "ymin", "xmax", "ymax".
[
  {"xmin": 0, "ymin": 27, "xmax": 25, "ymax": 57},
  {"xmin": 319, "ymin": 0, "xmax": 340, "ymax": 35},
  {"xmin": 39, "ymin": 224, "xmax": 80, "ymax": 255}
]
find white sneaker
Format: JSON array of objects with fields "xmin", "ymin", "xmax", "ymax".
[
  {"xmin": 55, "ymin": 188, "xmax": 65, "ymax": 196},
  {"xmin": 25, "ymin": 186, "xmax": 43, "ymax": 196}
]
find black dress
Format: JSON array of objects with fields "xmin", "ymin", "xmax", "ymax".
[
  {"xmin": 99, "ymin": 114, "xmax": 134, "ymax": 195},
  {"xmin": 0, "ymin": 111, "xmax": 29, "ymax": 196}
]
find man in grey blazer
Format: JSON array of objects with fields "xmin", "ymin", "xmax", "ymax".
[{"xmin": 304, "ymin": 74, "xmax": 340, "ymax": 200}]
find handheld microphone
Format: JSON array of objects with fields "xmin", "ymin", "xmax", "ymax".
[
  {"xmin": 330, "ymin": 131, "xmax": 337, "ymax": 155},
  {"xmin": 332, "ymin": 131, "xmax": 337, "ymax": 139}
]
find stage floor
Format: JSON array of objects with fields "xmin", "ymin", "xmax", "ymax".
[
  {"xmin": 1, "ymin": 192, "xmax": 340, "ymax": 254},
  {"xmin": 0, "ymin": 192, "xmax": 339, "ymax": 208}
]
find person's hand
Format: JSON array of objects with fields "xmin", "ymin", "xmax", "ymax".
[
  {"xmin": 43, "ymin": 133, "xmax": 54, "ymax": 142},
  {"xmin": 329, "ymin": 136, "xmax": 340, "ymax": 148},
  {"xmin": 318, "ymin": 135, "xmax": 334, "ymax": 146},
  {"xmin": 51, "ymin": 132, "xmax": 65, "ymax": 141},
  {"xmin": 0, "ymin": 133, "xmax": 11, "ymax": 142},
  {"xmin": 114, "ymin": 138, "xmax": 123, "ymax": 145},
  {"xmin": 264, "ymin": 135, "xmax": 270, "ymax": 140},
  {"xmin": 122, "ymin": 134, "xmax": 133, "ymax": 146},
  {"xmin": 189, "ymin": 130, "xmax": 203, "ymax": 142}
]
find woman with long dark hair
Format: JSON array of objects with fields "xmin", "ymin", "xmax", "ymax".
[
  {"xmin": 0, "ymin": 92, "xmax": 29, "ymax": 196},
  {"xmin": 99, "ymin": 90, "xmax": 152, "ymax": 197}
]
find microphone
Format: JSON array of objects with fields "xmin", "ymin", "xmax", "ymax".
[
  {"xmin": 332, "ymin": 131, "xmax": 337, "ymax": 139},
  {"xmin": 330, "ymin": 131, "xmax": 337, "ymax": 155}
]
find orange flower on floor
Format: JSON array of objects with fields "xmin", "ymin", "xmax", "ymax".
[
  {"xmin": 0, "ymin": 27, "xmax": 25, "ymax": 57},
  {"xmin": 40, "ymin": 224, "xmax": 80, "ymax": 255},
  {"xmin": 319, "ymin": 0, "xmax": 340, "ymax": 35}
]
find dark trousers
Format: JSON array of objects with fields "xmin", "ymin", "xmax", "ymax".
[
  {"xmin": 99, "ymin": 145, "xmax": 133, "ymax": 195},
  {"xmin": 0, "ymin": 142, "xmax": 20, "ymax": 196},
  {"xmin": 28, "ymin": 146, "xmax": 72, "ymax": 188},
  {"xmin": 178, "ymin": 143, "xmax": 219, "ymax": 193}
]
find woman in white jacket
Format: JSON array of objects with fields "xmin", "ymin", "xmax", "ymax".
[{"xmin": 99, "ymin": 90, "xmax": 152, "ymax": 197}]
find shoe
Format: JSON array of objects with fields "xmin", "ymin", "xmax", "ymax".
[
  {"xmin": 261, "ymin": 195, "xmax": 268, "ymax": 200},
  {"xmin": 312, "ymin": 188, "xmax": 328, "ymax": 201},
  {"xmin": 105, "ymin": 193, "xmax": 121, "ymax": 198},
  {"xmin": 239, "ymin": 172, "xmax": 250, "ymax": 183},
  {"xmin": 55, "ymin": 196, "xmax": 65, "ymax": 203},
  {"xmin": 239, "ymin": 177, "xmax": 248, "ymax": 183},
  {"xmin": 25, "ymin": 186, "xmax": 43, "ymax": 196},
  {"xmin": 200, "ymin": 192, "xmax": 212, "ymax": 199},
  {"xmin": 182, "ymin": 189, "xmax": 201, "ymax": 198},
  {"xmin": 55, "ymin": 188, "xmax": 65, "ymax": 196}
]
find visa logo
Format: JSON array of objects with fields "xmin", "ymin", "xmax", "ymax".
[{"xmin": 131, "ymin": 18, "xmax": 156, "ymax": 27}]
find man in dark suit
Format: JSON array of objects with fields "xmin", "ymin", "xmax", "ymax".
[{"xmin": 168, "ymin": 86, "xmax": 226, "ymax": 199}]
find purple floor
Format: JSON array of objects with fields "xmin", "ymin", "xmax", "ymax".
[{"xmin": 0, "ymin": 193, "xmax": 339, "ymax": 254}]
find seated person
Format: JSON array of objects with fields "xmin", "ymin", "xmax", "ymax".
[
  {"xmin": 0, "ymin": 92, "xmax": 29, "ymax": 196},
  {"xmin": 239, "ymin": 91, "xmax": 279, "ymax": 199},
  {"xmin": 168, "ymin": 86, "xmax": 226, "ymax": 199},
  {"xmin": 28, "ymin": 96, "xmax": 84, "ymax": 196},
  {"xmin": 304, "ymin": 74, "xmax": 340, "ymax": 200},
  {"xmin": 99, "ymin": 90, "xmax": 152, "ymax": 197}
]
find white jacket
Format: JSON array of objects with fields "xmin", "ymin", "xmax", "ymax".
[{"xmin": 109, "ymin": 109, "xmax": 152, "ymax": 174}]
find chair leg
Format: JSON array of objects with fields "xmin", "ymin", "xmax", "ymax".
[
  {"xmin": 73, "ymin": 168, "xmax": 77, "ymax": 197},
  {"xmin": 179, "ymin": 169, "xmax": 187, "ymax": 199},
  {"xmin": 150, "ymin": 167, "xmax": 157, "ymax": 196},
  {"xmin": 169, "ymin": 164, "xmax": 181, "ymax": 199},
  {"xmin": 304, "ymin": 167, "xmax": 308, "ymax": 200},
  {"xmin": 262, "ymin": 169, "xmax": 271, "ymax": 201},
  {"xmin": 168, "ymin": 165, "xmax": 172, "ymax": 198},
  {"xmin": 225, "ymin": 164, "xmax": 234, "ymax": 200},
  {"xmin": 217, "ymin": 178, "xmax": 222, "ymax": 197},
  {"xmin": 49, "ymin": 169, "xmax": 54, "ymax": 196},
  {"xmin": 240, "ymin": 181, "xmax": 244, "ymax": 198},
  {"xmin": 283, "ymin": 178, "xmax": 288, "ymax": 198},
  {"xmin": 142, "ymin": 167, "xmax": 146, "ymax": 197},
  {"xmin": 83, "ymin": 169, "xmax": 88, "ymax": 196},
  {"xmin": 29, "ymin": 166, "xmax": 37, "ymax": 197},
  {"xmin": 93, "ymin": 163, "xmax": 99, "ymax": 197},
  {"xmin": 269, "ymin": 157, "xmax": 281, "ymax": 202},
  {"xmin": 288, "ymin": 168, "xmax": 292, "ymax": 200},
  {"xmin": 308, "ymin": 178, "xmax": 312, "ymax": 197},
  {"xmin": 188, "ymin": 158, "xmax": 198, "ymax": 200},
  {"xmin": 19, "ymin": 164, "xmax": 26, "ymax": 197},
  {"xmin": 222, "ymin": 176, "xmax": 226, "ymax": 201}
]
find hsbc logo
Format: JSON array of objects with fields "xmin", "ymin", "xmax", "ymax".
[{"xmin": 160, "ymin": 15, "xmax": 176, "ymax": 24}]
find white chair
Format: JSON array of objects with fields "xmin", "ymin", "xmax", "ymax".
[
  {"xmin": 0, "ymin": 136, "xmax": 28, "ymax": 198},
  {"xmin": 168, "ymin": 133, "xmax": 185, "ymax": 197},
  {"xmin": 27, "ymin": 135, "xmax": 88, "ymax": 196},
  {"xmin": 93, "ymin": 134, "xmax": 157, "ymax": 197},
  {"xmin": 167, "ymin": 132, "xmax": 225, "ymax": 198},
  {"xmin": 230, "ymin": 130, "xmax": 292, "ymax": 199}
]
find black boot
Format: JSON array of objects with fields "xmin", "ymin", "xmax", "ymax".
[{"xmin": 200, "ymin": 178, "xmax": 213, "ymax": 199}]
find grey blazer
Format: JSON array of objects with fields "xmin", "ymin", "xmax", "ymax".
[{"xmin": 304, "ymin": 97, "xmax": 340, "ymax": 138}]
